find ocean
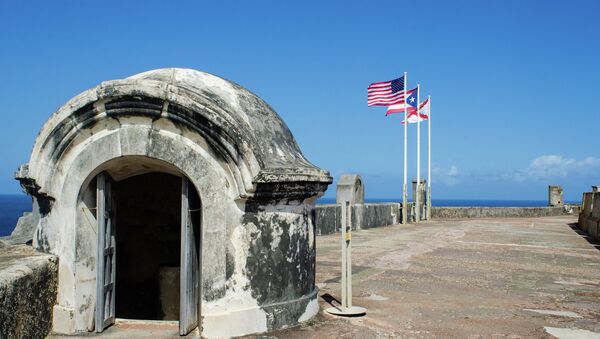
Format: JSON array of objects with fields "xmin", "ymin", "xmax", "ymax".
[
  {"xmin": 0, "ymin": 194, "xmax": 32, "ymax": 237},
  {"xmin": 0, "ymin": 195, "xmax": 580, "ymax": 237}
]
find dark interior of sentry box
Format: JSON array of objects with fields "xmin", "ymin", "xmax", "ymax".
[{"xmin": 114, "ymin": 172, "xmax": 182, "ymax": 320}]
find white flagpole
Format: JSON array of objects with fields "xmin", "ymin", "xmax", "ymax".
[
  {"xmin": 416, "ymin": 84, "xmax": 421, "ymax": 223},
  {"xmin": 427, "ymin": 95, "xmax": 432, "ymax": 220},
  {"xmin": 402, "ymin": 72, "xmax": 408, "ymax": 224}
]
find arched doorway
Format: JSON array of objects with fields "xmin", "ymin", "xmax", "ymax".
[{"xmin": 80, "ymin": 157, "xmax": 201, "ymax": 335}]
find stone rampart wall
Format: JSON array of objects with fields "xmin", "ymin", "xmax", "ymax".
[
  {"xmin": 578, "ymin": 192, "xmax": 600, "ymax": 240},
  {"xmin": 315, "ymin": 203, "xmax": 403, "ymax": 235},
  {"xmin": 316, "ymin": 203, "xmax": 578, "ymax": 235},
  {"xmin": 432, "ymin": 206, "xmax": 576, "ymax": 219},
  {"xmin": 0, "ymin": 245, "xmax": 58, "ymax": 338}
]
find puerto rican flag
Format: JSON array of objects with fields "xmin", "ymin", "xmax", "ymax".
[{"xmin": 385, "ymin": 87, "xmax": 418, "ymax": 116}]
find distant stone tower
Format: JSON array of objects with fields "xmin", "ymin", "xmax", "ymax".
[{"xmin": 548, "ymin": 185, "xmax": 563, "ymax": 206}]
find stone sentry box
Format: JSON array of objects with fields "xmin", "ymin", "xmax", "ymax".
[
  {"xmin": 548, "ymin": 185, "xmax": 563, "ymax": 207},
  {"xmin": 15, "ymin": 68, "xmax": 331, "ymax": 338}
]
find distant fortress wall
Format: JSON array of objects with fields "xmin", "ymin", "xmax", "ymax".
[{"xmin": 432, "ymin": 205, "xmax": 577, "ymax": 219}]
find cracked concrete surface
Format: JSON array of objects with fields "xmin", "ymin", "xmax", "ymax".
[{"xmin": 260, "ymin": 216, "xmax": 600, "ymax": 338}]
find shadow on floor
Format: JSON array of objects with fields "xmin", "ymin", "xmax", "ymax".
[{"xmin": 568, "ymin": 223, "xmax": 600, "ymax": 251}]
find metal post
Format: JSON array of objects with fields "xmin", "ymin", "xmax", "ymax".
[
  {"xmin": 402, "ymin": 72, "xmax": 408, "ymax": 224},
  {"xmin": 416, "ymin": 84, "xmax": 421, "ymax": 223},
  {"xmin": 340, "ymin": 201, "xmax": 347, "ymax": 309},
  {"xmin": 427, "ymin": 95, "xmax": 432, "ymax": 220},
  {"xmin": 326, "ymin": 201, "xmax": 366, "ymax": 316},
  {"xmin": 346, "ymin": 201, "xmax": 352, "ymax": 308}
]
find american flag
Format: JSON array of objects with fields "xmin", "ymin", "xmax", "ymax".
[{"xmin": 368, "ymin": 76, "xmax": 406, "ymax": 106}]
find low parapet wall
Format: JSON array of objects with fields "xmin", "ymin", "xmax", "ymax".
[
  {"xmin": 315, "ymin": 203, "xmax": 404, "ymax": 235},
  {"xmin": 316, "ymin": 203, "xmax": 578, "ymax": 235},
  {"xmin": 432, "ymin": 206, "xmax": 577, "ymax": 219},
  {"xmin": 0, "ymin": 245, "xmax": 58, "ymax": 338},
  {"xmin": 578, "ymin": 192, "xmax": 600, "ymax": 240}
]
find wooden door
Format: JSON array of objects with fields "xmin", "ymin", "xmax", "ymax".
[
  {"xmin": 180, "ymin": 177, "xmax": 199, "ymax": 335},
  {"xmin": 95, "ymin": 172, "xmax": 116, "ymax": 332}
]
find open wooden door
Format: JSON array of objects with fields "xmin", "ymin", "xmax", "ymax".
[
  {"xmin": 180, "ymin": 177, "xmax": 200, "ymax": 335},
  {"xmin": 95, "ymin": 172, "xmax": 116, "ymax": 332}
]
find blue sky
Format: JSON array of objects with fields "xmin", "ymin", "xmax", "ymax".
[{"xmin": 1, "ymin": 0, "xmax": 599, "ymax": 201}]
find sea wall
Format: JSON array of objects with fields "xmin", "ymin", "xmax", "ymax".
[
  {"xmin": 578, "ymin": 191, "xmax": 600, "ymax": 240},
  {"xmin": 0, "ymin": 245, "xmax": 58, "ymax": 338}
]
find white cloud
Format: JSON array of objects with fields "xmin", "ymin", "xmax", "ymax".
[
  {"xmin": 431, "ymin": 155, "xmax": 600, "ymax": 187},
  {"xmin": 511, "ymin": 155, "xmax": 600, "ymax": 182},
  {"xmin": 433, "ymin": 165, "xmax": 460, "ymax": 186},
  {"xmin": 448, "ymin": 165, "xmax": 459, "ymax": 177}
]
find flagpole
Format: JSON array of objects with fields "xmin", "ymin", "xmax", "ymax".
[
  {"xmin": 416, "ymin": 84, "xmax": 421, "ymax": 223},
  {"xmin": 402, "ymin": 72, "xmax": 408, "ymax": 224},
  {"xmin": 427, "ymin": 95, "xmax": 432, "ymax": 220}
]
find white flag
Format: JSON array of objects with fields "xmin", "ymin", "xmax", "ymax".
[{"xmin": 402, "ymin": 98, "xmax": 429, "ymax": 124}]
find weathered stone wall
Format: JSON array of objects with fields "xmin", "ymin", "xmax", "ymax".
[
  {"xmin": 578, "ymin": 192, "xmax": 600, "ymax": 240},
  {"xmin": 432, "ymin": 206, "xmax": 577, "ymax": 219},
  {"xmin": 316, "ymin": 203, "xmax": 578, "ymax": 234},
  {"xmin": 237, "ymin": 199, "xmax": 318, "ymax": 334},
  {"xmin": 315, "ymin": 202, "xmax": 405, "ymax": 235},
  {"xmin": 0, "ymin": 245, "xmax": 58, "ymax": 338}
]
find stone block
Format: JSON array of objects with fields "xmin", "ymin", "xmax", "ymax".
[
  {"xmin": 0, "ymin": 245, "xmax": 58, "ymax": 338},
  {"xmin": 52, "ymin": 305, "xmax": 76, "ymax": 334}
]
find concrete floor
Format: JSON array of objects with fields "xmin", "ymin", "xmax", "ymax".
[
  {"xmin": 265, "ymin": 215, "xmax": 600, "ymax": 338},
  {"xmin": 53, "ymin": 216, "xmax": 600, "ymax": 338}
]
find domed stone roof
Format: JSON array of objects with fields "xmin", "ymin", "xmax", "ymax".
[
  {"xmin": 127, "ymin": 68, "xmax": 321, "ymax": 174},
  {"xmin": 22, "ymin": 68, "xmax": 331, "ymax": 199}
]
